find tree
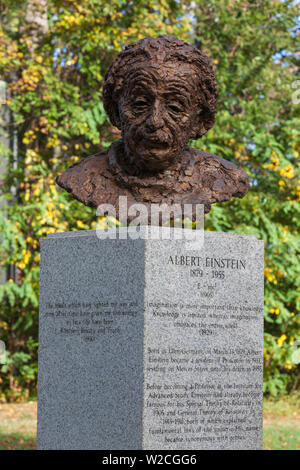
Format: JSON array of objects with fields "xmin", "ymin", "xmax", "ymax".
[{"xmin": 0, "ymin": 0, "xmax": 299, "ymax": 400}]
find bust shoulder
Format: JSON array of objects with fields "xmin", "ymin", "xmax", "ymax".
[
  {"xmin": 190, "ymin": 147, "xmax": 249, "ymax": 200},
  {"xmin": 56, "ymin": 142, "xmax": 249, "ymax": 215},
  {"xmin": 56, "ymin": 150, "xmax": 128, "ymax": 208}
]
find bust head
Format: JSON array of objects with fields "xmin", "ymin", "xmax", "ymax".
[
  {"xmin": 103, "ymin": 35, "xmax": 217, "ymax": 173},
  {"xmin": 57, "ymin": 36, "xmax": 248, "ymax": 216}
]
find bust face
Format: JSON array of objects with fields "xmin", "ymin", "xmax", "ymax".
[{"xmin": 118, "ymin": 61, "xmax": 199, "ymax": 172}]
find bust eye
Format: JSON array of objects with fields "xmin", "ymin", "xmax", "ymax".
[
  {"xmin": 134, "ymin": 98, "xmax": 149, "ymax": 108},
  {"xmin": 167, "ymin": 103, "xmax": 183, "ymax": 114}
]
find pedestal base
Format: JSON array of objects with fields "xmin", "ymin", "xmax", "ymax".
[{"xmin": 37, "ymin": 228, "xmax": 264, "ymax": 449}]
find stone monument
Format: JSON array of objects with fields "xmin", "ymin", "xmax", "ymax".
[{"xmin": 37, "ymin": 36, "xmax": 264, "ymax": 450}]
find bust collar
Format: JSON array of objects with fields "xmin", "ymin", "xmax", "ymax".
[{"xmin": 108, "ymin": 139, "xmax": 197, "ymax": 193}]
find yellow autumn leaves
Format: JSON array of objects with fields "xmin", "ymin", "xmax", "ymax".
[
  {"xmin": 265, "ymin": 152, "xmax": 279, "ymax": 170},
  {"xmin": 278, "ymin": 164, "xmax": 295, "ymax": 190},
  {"xmin": 280, "ymin": 164, "xmax": 295, "ymax": 179},
  {"xmin": 264, "ymin": 266, "xmax": 279, "ymax": 285}
]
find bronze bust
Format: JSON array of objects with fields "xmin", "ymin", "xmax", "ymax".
[{"xmin": 56, "ymin": 35, "xmax": 249, "ymax": 220}]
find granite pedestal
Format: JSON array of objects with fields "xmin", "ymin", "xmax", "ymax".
[{"xmin": 37, "ymin": 227, "xmax": 264, "ymax": 450}]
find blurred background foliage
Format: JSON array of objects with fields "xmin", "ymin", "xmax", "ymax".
[{"xmin": 0, "ymin": 0, "xmax": 299, "ymax": 401}]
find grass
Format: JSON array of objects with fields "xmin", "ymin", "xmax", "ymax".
[
  {"xmin": 263, "ymin": 426, "xmax": 299, "ymax": 450},
  {"xmin": 0, "ymin": 401, "xmax": 37, "ymax": 450},
  {"xmin": 0, "ymin": 394, "xmax": 299, "ymax": 450},
  {"xmin": 262, "ymin": 392, "xmax": 300, "ymax": 450}
]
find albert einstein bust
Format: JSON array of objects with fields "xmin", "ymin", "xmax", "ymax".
[{"xmin": 56, "ymin": 35, "xmax": 249, "ymax": 219}]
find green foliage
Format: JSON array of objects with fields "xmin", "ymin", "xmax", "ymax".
[
  {"xmin": 0, "ymin": 0, "xmax": 299, "ymax": 400},
  {"xmin": 263, "ymin": 425, "xmax": 300, "ymax": 450}
]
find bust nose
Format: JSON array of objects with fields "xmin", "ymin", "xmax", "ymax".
[{"xmin": 145, "ymin": 99, "xmax": 164, "ymax": 131}]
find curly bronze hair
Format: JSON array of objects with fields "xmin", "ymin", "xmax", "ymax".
[{"xmin": 103, "ymin": 35, "xmax": 217, "ymax": 140}]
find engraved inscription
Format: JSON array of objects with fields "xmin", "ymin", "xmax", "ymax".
[{"xmin": 44, "ymin": 300, "xmax": 138, "ymax": 342}]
